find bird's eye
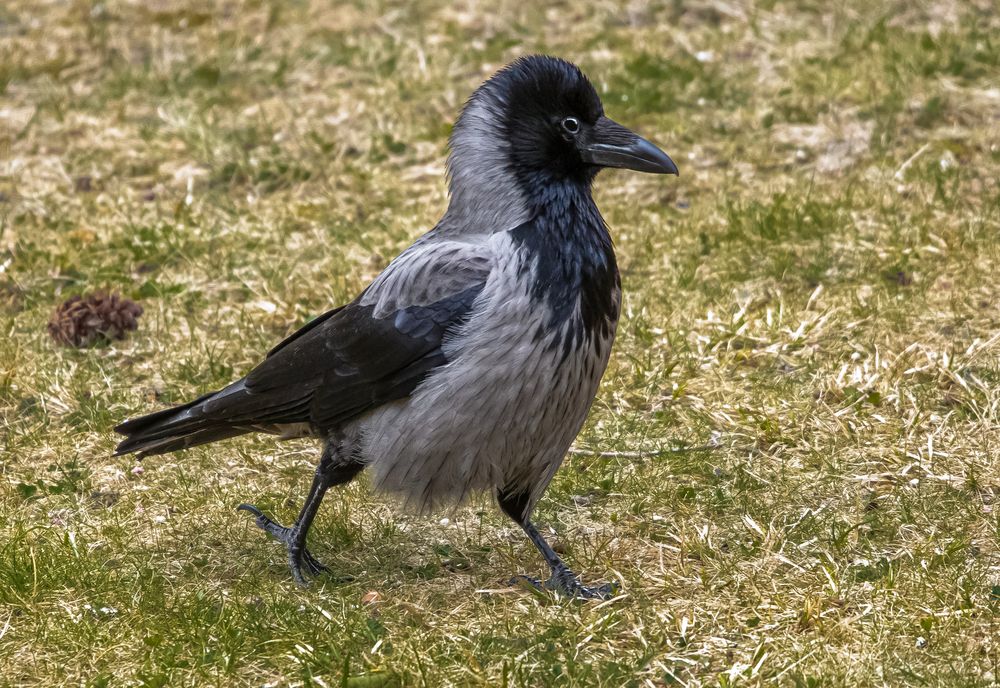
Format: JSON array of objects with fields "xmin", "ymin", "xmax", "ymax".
[{"xmin": 561, "ymin": 117, "xmax": 580, "ymax": 135}]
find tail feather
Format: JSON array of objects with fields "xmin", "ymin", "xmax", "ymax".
[
  {"xmin": 115, "ymin": 425, "xmax": 250, "ymax": 458},
  {"xmin": 114, "ymin": 383, "xmax": 251, "ymax": 458}
]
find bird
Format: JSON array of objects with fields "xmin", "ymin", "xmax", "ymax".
[{"xmin": 114, "ymin": 55, "xmax": 678, "ymax": 599}]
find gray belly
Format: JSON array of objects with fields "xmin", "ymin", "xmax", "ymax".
[{"xmin": 354, "ymin": 289, "xmax": 617, "ymax": 514}]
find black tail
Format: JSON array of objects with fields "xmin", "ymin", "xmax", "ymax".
[{"xmin": 114, "ymin": 383, "xmax": 252, "ymax": 458}]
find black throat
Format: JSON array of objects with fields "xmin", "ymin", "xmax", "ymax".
[{"xmin": 510, "ymin": 175, "xmax": 620, "ymax": 351}]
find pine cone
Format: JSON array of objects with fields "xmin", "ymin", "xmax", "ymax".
[{"xmin": 48, "ymin": 292, "xmax": 143, "ymax": 347}]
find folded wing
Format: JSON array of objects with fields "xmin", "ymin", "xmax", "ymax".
[{"xmin": 114, "ymin": 238, "xmax": 491, "ymax": 457}]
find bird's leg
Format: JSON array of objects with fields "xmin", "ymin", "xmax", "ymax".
[
  {"xmin": 239, "ymin": 443, "xmax": 364, "ymax": 586},
  {"xmin": 497, "ymin": 487, "xmax": 617, "ymax": 600}
]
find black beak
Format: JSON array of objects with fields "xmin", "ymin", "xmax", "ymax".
[{"xmin": 581, "ymin": 116, "xmax": 679, "ymax": 175}]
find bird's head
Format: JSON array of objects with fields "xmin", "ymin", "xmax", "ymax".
[{"xmin": 446, "ymin": 55, "xmax": 677, "ymax": 226}]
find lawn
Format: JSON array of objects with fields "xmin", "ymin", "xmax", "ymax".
[{"xmin": 1, "ymin": 0, "xmax": 999, "ymax": 685}]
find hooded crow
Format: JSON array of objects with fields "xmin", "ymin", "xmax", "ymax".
[{"xmin": 114, "ymin": 55, "xmax": 678, "ymax": 598}]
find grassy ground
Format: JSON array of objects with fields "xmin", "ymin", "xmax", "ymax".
[{"xmin": 2, "ymin": 0, "xmax": 999, "ymax": 685}]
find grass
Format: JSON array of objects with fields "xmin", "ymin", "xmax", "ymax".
[{"xmin": 2, "ymin": 0, "xmax": 999, "ymax": 685}]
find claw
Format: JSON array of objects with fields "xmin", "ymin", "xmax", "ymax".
[
  {"xmin": 239, "ymin": 503, "xmax": 329, "ymax": 586},
  {"xmin": 236, "ymin": 503, "xmax": 263, "ymax": 518},
  {"xmin": 237, "ymin": 503, "xmax": 270, "ymax": 528}
]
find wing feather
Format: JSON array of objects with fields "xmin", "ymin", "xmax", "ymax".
[{"xmin": 115, "ymin": 235, "xmax": 492, "ymax": 456}]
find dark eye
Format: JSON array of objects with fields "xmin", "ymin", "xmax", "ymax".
[{"xmin": 561, "ymin": 116, "xmax": 580, "ymax": 135}]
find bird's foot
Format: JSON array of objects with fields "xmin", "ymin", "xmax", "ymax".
[
  {"xmin": 508, "ymin": 565, "xmax": 618, "ymax": 600},
  {"xmin": 237, "ymin": 503, "xmax": 328, "ymax": 586}
]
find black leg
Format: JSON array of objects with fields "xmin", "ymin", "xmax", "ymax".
[
  {"xmin": 497, "ymin": 487, "xmax": 617, "ymax": 600},
  {"xmin": 239, "ymin": 443, "xmax": 364, "ymax": 586}
]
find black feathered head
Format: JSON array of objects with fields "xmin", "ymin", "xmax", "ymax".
[{"xmin": 446, "ymin": 56, "xmax": 677, "ymax": 225}]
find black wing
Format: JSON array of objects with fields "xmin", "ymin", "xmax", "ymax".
[
  {"xmin": 238, "ymin": 284, "xmax": 485, "ymax": 427},
  {"xmin": 265, "ymin": 304, "xmax": 346, "ymax": 358},
  {"xmin": 114, "ymin": 284, "xmax": 484, "ymax": 457}
]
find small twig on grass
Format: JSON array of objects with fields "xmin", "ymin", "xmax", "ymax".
[
  {"xmin": 894, "ymin": 142, "xmax": 931, "ymax": 181},
  {"xmin": 0, "ymin": 611, "xmax": 11, "ymax": 643},
  {"xmin": 568, "ymin": 444, "xmax": 723, "ymax": 458}
]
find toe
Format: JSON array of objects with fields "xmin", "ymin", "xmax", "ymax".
[
  {"xmin": 302, "ymin": 549, "xmax": 329, "ymax": 576},
  {"xmin": 290, "ymin": 567, "xmax": 311, "ymax": 588},
  {"xmin": 288, "ymin": 551, "xmax": 312, "ymax": 587},
  {"xmin": 577, "ymin": 582, "xmax": 617, "ymax": 600},
  {"xmin": 238, "ymin": 504, "xmax": 290, "ymax": 540},
  {"xmin": 545, "ymin": 566, "xmax": 618, "ymax": 600}
]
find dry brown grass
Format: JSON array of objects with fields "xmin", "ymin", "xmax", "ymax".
[{"xmin": 1, "ymin": 0, "xmax": 999, "ymax": 685}]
